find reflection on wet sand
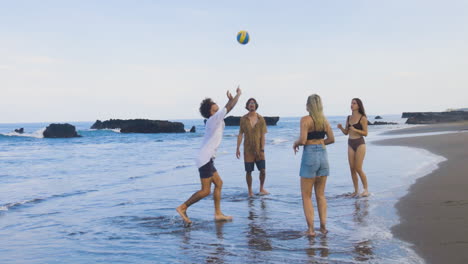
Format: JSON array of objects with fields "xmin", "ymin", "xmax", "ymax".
[
  {"xmin": 353, "ymin": 199, "xmax": 374, "ymax": 262},
  {"xmin": 205, "ymin": 221, "xmax": 228, "ymax": 264},
  {"xmin": 247, "ymin": 198, "xmax": 273, "ymax": 251},
  {"xmin": 305, "ymin": 235, "xmax": 330, "ymax": 261},
  {"xmin": 179, "ymin": 227, "xmax": 192, "ymax": 260}
]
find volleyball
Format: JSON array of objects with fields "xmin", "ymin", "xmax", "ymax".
[{"xmin": 237, "ymin": 30, "xmax": 249, "ymax": 45}]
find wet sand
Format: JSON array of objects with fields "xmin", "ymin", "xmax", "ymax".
[{"xmin": 375, "ymin": 122, "xmax": 468, "ymax": 264}]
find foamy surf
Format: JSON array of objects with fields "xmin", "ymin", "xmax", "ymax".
[
  {"xmin": 271, "ymin": 138, "xmax": 289, "ymax": 145},
  {"xmin": 0, "ymin": 128, "xmax": 45, "ymax": 138}
]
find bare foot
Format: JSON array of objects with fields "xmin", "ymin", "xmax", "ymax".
[
  {"xmin": 176, "ymin": 205, "xmax": 192, "ymax": 226},
  {"xmin": 248, "ymin": 191, "xmax": 254, "ymax": 197},
  {"xmin": 259, "ymin": 189, "xmax": 270, "ymax": 195},
  {"xmin": 348, "ymin": 192, "xmax": 358, "ymax": 198},
  {"xmin": 360, "ymin": 190, "xmax": 369, "ymax": 197},
  {"xmin": 320, "ymin": 225, "xmax": 328, "ymax": 235},
  {"xmin": 215, "ymin": 214, "xmax": 233, "ymax": 222},
  {"xmin": 306, "ymin": 230, "xmax": 316, "ymax": 237}
]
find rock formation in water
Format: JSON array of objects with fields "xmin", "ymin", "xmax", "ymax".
[
  {"xmin": 402, "ymin": 111, "xmax": 468, "ymax": 124},
  {"xmin": 91, "ymin": 119, "xmax": 185, "ymax": 133},
  {"xmin": 223, "ymin": 116, "xmax": 280, "ymax": 126},
  {"xmin": 43, "ymin": 124, "xmax": 81, "ymax": 138}
]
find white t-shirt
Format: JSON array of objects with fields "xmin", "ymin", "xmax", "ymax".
[{"xmin": 195, "ymin": 107, "xmax": 227, "ymax": 168}]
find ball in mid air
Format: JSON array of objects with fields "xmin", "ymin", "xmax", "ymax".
[{"xmin": 237, "ymin": 30, "xmax": 249, "ymax": 45}]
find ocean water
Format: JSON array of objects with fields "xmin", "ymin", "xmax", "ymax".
[{"xmin": 0, "ymin": 116, "xmax": 444, "ymax": 264}]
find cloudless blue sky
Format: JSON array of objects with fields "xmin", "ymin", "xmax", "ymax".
[{"xmin": 1, "ymin": 0, "xmax": 467, "ymax": 122}]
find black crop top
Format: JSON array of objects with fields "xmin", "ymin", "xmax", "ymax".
[
  {"xmin": 307, "ymin": 118, "xmax": 326, "ymax": 140},
  {"xmin": 348, "ymin": 115, "xmax": 363, "ymax": 130}
]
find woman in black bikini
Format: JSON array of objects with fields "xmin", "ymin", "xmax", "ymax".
[{"xmin": 337, "ymin": 98, "xmax": 369, "ymax": 197}]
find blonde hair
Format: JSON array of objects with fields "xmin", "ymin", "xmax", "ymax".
[{"xmin": 306, "ymin": 94, "xmax": 326, "ymax": 131}]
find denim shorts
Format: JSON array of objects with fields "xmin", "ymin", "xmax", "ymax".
[{"xmin": 299, "ymin": 144, "xmax": 329, "ymax": 178}]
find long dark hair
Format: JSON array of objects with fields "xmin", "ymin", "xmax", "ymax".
[{"xmin": 352, "ymin": 98, "xmax": 366, "ymax": 117}]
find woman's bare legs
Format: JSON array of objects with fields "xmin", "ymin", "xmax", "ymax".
[
  {"xmin": 314, "ymin": 176, "xmax": 328, "ymax": 234},
  {"xmin": 301, "ymin": 177, "xmax": 316, "ymax": 236},
  {"xmin": 347, "ymin": 147, "xmax": 359, "ymax": 197},
  {"xmin": 354, "ymin": 144, "xmax": 368, "ymax": 197}
]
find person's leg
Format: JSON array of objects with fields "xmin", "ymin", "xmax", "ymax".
[
  {"xmin": 212, "ymin": 171, "xmax": 233, "ymax": 221},
  {"xmin": 256, "ymin": 159, "xmax": 269, "ymax": 195},
  {"xmin": 244, "ymin": 152, "xmax": 255, "ymax": 197},
  {"xmin": 246, "ymin": 171, "xmax": 253, "ymax": 197},
  {"xmin": 347, "ymin": 146, "xmax": 359, "ymax": 197},
  {"xmin": 301, "ymin": 177, "xmax": 316, "ymax": 236},
  {"xmin": 354, "ymin": 144, "xmax": 369, "ymax": 197},
  {"xmin": 176, "ymin": 177, "xmax": 212, "ymax": 225},
  {"xmin": 314, "ymin": 176, "xmax": 328, "ymax": 234},
  {"xmin": 259, "ymin": 168, "xmax": 269, "ymax": 195}
]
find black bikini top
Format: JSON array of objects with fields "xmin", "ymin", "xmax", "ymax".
[
  {"xmin": 348, "ymin": 115, "xmax": 363, "ymax": 130},
  {"xmin": 307, "ymin": 117, "xmax": 326, "ymax": 140}
]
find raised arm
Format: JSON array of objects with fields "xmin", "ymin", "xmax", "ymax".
[{"xmin": 225, "ymin": 86, "xmax": 242, "ymax": 114}]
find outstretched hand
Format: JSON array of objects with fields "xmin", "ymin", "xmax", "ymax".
[
  {"xmin": 225, "ymin": 85, "xmax": 242, "ymax": 114},
  {"xmin": 337, "ymin": 124, "xmax": 343, "ymax": 130},
  {"xmin": 236, "ymin": 86, "xmax": 241, "ymax": 96},
  {"xmin": 226, "ymin": 90, "xmax": 233, "ymax": 100}
]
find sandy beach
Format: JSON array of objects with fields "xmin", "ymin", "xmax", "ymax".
[{"xmin": 375, "ymin": 122, "xmax": 468, "ymax": 264}]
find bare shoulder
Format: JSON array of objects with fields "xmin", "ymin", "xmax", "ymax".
[{"xmin": 300, "ymin": 115, "xmax": 311, "ymax": 124}]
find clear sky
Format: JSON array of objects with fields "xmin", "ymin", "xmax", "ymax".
[{"xmin": 1, "ymin": 0, "xmax": 467, "ymax": 123}]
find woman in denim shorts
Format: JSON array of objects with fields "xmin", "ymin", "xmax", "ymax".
[{"xmin": 293, "ymin": 94, "xmax": 335, "ymax": 236}]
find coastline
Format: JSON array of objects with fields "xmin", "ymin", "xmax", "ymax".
[{"xmin": 375, "ymin": 122, "xmax": 468, "ymax": 264}]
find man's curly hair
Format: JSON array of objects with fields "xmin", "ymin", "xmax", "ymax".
[{"xmin": 199, "ymin": 98, "xmax": 215, "ymax": 119}]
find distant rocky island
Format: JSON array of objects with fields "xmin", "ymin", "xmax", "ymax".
[
  {"xmin": 91, "ymin": 119, "xmax": 187, "ymax": 133},
  {"xmin": 224, "ymin": 116, "xmax": 280, "ymax": 126},
  {"xmin": 370, "ymin": 121, "xmax": 397, "ymax": 125},
  {"xmin": 403, "ymin": 111, "xmax": 468, "ymax": 124},
  {"xmin": 43, "ymin": 123, "xmax": 81, "ymax": 138}
]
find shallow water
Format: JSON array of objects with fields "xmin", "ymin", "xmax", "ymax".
[{"xmin": 0, "ymin": 116, "xmax": 443, "ymax": 263}]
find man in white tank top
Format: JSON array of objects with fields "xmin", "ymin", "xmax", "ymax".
[{"xmin": 176, "ymin": 87, "xmax": 242, "ymax": 226}]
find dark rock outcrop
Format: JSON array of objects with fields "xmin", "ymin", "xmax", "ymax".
[
  {"xmin": 91, "ymin": 119, "xmax": 185, "ymax": 133},
  {"xmin": 374, "ymin": 116, "xmax": 383, "ymax": 119},
  {"xmin": 189, "ymin": 126, "xmax": 196, "ymax": 133},
  {"xmin": 370, "ymin": 121, "xmax": 398, "ymax": 125},
  {"xmin": 43, "ymin": 123, "xmax": 81, "ymax": 138},
  {"xmin": 402, "ymin": 111, "xmax": 468, "ymax": 124},
  {"xmin": 14, "ymin": 128, "xmax": 24, "ymax": 134},
  {"xmin": 224, "ymin": 116, "xmax": 280, "ymax": 126}
]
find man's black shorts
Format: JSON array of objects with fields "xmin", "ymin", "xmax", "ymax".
[
  {"xmin": 199, "ymin": 159, "xmax": 217, "ymax": 178},
  {"xmin": 244, "ymin": 160, "xmax": 266, "ymax": 172}
]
